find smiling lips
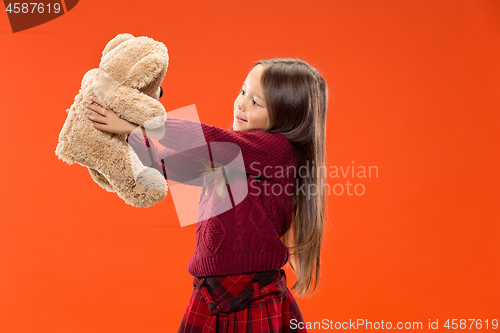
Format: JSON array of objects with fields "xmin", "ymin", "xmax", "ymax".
[{"xmin": 236, "ymin": 114, "xmax": 247, "ymax": 123}]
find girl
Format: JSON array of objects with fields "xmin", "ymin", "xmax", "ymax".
[{"xmin": 85, "ymin": 58, "xmax": 328, "ymax": 332}]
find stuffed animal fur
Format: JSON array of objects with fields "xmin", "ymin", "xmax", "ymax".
[{"xmin": 55, "ymin": 33, "xmax": 169, "ymax": 208}]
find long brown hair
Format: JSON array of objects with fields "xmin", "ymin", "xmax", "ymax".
[
  {"xmin": 209, "ymin": 58, "xmax": 328, "ymax": 298},
  {"xmin": 256, "ymin": 58, "xmax": 328, "ymax": 298}
]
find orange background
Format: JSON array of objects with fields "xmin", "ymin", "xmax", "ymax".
[{"xmin": 1, "ymin": 0, "xmax": 499, "ymax": 332}]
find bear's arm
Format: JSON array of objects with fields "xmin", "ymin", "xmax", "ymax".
[{"xmin": 107, "ymin": 86, "xmax": 166, "ymax": 129}]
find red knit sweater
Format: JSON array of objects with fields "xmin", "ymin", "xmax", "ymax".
[{"xmin": 127, "ymin": 117, "xmax": 298, "ymax": 277}]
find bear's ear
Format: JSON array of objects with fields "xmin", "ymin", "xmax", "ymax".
[
  {"xmin": 102, "ymin": 33, "xmax": 135, "ymax": 57},
  {"xmin": 125, "ymin": 53, "xmax": 168, "ymax": 89}
]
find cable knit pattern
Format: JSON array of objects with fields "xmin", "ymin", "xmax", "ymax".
[
  {"xmin": 127, "ymin": 117, "xmax": 298, "ymax": 277},
  {"xmin": 202, "ymin": 216, "xmax": 227, "ymax": 255}
]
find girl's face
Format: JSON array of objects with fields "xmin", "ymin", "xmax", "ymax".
[{"xmin": 233, "ymin": 64, "xmax": 270, "ymax": 131}]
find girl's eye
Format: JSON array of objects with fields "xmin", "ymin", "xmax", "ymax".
[
  {"xmin": 253, "ymin": 100, "xmax": 260, "ymax": 107},
  {"xmin": 240, "ymin": 89, "xmax": 245, "ymax": 95}
]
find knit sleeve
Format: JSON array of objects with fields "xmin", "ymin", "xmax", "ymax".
[
  {"xmin": 126, "ymin": 133, "xmax": 209, "ymax": 186},
  {"xmin": 159, "ymin": 118, "xmax": 297, "ymax": 181}
]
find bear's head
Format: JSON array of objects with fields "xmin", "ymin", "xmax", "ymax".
[{"xmin": 93, "ymin": 33, "xmax": 169, "ymax": 103}]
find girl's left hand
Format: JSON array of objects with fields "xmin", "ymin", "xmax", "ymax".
[{"xmin": 85, "ymin": 96, "xmax": 138, "ymax": 135}]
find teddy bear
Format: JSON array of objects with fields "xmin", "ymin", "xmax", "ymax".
[{"xmin": 55, "ymin": 33, "xmax": 169, "ymax": 208}]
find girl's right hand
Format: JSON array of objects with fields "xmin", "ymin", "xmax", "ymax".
[{"xmin": 85, "ymin": 96, "xmax": 138, "ymax": 135}]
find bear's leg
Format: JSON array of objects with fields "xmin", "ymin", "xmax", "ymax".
[
  {"xmin": 94, "ymin": 140, "xmax": 167, "ymax": 208},
  {"xmin": 88, "ymin": 167, "xmax": 115, "ymax": 193}
]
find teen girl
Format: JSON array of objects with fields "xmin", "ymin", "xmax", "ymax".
[{"xmin": 85, "ymin": 58, "xmax": 328, "ymax": 332}]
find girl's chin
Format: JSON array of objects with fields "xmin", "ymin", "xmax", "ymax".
[{"xmin": 233, "ymin": 122, "xmax": 245, "ymax": 130}]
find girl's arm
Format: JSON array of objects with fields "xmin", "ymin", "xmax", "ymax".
[
  {"xmin": 159, "ymin": 117, "xmax": 297, "ymax": 181},
  {"xmin": 126, "ymin": 133, "xmax": 211, "ymax": 186},
  {"xmin": 129, "ymin": 117, "xmax": 297, "ymax": 185},
  {"xmin": 85, "ymin": 97, "xmax": 297, "ymax": 182}
]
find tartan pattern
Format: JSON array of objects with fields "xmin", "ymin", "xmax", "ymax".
[{"xmin": 178, "ymin": 269, "xmax": 307, "ymax": 333}]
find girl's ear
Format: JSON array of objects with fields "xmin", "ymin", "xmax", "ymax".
[
  {"xmin": 102, "ymin": 33, "xmax": 135, "ymax": 57},
  {"xmin": 125, "ymin": 53, "xmax": 169, "ymax": 89}
]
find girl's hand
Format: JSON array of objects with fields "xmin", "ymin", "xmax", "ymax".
[{"xmin": 85, "ymin": 96, "xmax": 138, "ymax": 135}]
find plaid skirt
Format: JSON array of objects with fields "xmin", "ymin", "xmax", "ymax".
[{"xmin": 177, "ymin": 269, "xmax": 307, "ymax": 333}]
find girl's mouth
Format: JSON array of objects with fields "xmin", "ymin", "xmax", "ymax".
[{"xmin": 236, "ymin": 115, "xmax": 247, "ymax": 123}]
